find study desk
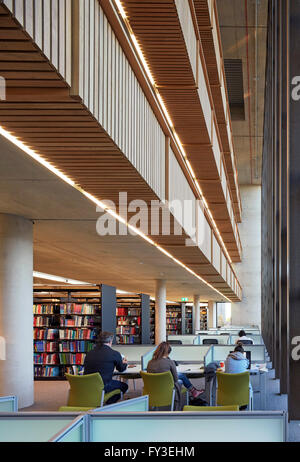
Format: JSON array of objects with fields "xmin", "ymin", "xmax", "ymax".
[{"xmin": 114, "ymin": 363, "xmax": 205, "ymax": 379}]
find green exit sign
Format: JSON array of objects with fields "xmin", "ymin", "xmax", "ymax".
[{"xmin": 181, "ymin": 297, "xmax": 188, "ymax": 302}]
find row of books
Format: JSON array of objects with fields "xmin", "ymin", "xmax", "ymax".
[
  {"xmin": 60, "ymin": 304, "xmax": 100, "ymax": 315},
  {"xmin": 60, "ymin": 317, "xmax": 100, "ymax": 327},
  {"xmin": 116, "ymin": 307, "xmax": 141, "ymax": 316},
  {"xmin": 116, "ymin": 335, "xmax": 140, "ymax": 344},
  {"xmin": 34, "ymin": 366, "xmax": 61, "ymax": 377},
  {"xmin": 59, "ymin": 353, "xmax": 86, "ymax": 365},
  {"xmin": 117, "ymin": 318, "xmax": 141, "ymax": 327},
  {"xmin": 33, "ymin": 305, "xmax": 60, "ymax": 315},
  {"xmin": 34, "ymin": 365, "xmax": 84, "ymax": 377},
  {"xmin": 34, "ymin": 341, "xmax": 58, "ymax": 353},
  {"xmin": 34, "ymin": 328, "xmax": 59, "ymax": 340},
  {"xmin": 116, "ymin": 326, "xmax": 139, "ymax": 335},
  {"xmin": 58, "ymin": 341, "xmax": 94, "ymax": 353},
  {"xmin": 166, "ymin": 318, "xmax": 182, "ymax": 325},
  {"xmin": 59, "ymin": 328, "xmax": 98, "ymax": 340},
  {"xmin": 34, "ymin": 317, "xmax": 57, "ymax": 327},
  {"xmin": 34, "ymin": 353, "xmax": 59, "ymax": 365}
]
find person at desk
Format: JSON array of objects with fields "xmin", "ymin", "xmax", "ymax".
[
  {"xmin": 147, "ymin": 341, "xmax": 204, "ymax": 399},
  {"xmin": 225, "ymin": 342, "xmax": 249, "ymax": 373},
  {"xmin": 235, "ymin": 330, "xmax": 253, "ymax": 344},
  {"xmin": 83, "ymin": 331, "xmax": 128, "ymax": 404}
]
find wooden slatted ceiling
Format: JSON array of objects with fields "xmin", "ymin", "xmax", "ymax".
[
  {"xmin": 193, "ymin": 0, "xmax": 242, "ymax": 222},
  {"xmin": 122, "ymin": 0, "xmax": 241, "ymax": 261},
  {"xmin": 0, "ymin": 4, "xmax": 240, "ymax": 301}
]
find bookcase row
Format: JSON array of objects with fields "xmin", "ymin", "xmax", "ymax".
[{"xmin": 32, "ymin": 286, "xmax": 207, "ymax": 379}]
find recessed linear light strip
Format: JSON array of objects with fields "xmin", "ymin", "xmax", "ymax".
[
  {"xmin": 0, "ymin": 126, "xmax": 231, "ymax": 302},
  {"xmin": 113, "ymin": 1, "xmax": 233, "ymax": 265}
]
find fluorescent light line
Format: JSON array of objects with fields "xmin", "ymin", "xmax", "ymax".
[{"xmin": 33, "ymin": 271, "xmax": 93, "ymax": 285}]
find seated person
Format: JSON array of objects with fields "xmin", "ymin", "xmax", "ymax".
[
  {"xmin": 235, "ymin": 330, "xmax": 253, "ymax": 344},
  {"xmin": 225, "ymin": 342, "xmax": 249, "ymax": 373},
  {"xmin": 147, "ymin": 341, "xmax": 203, "ymax": 399},
  {"xmin": 224, "ymin": 342, "xmax": 252, "ymax": 410},
  {"xmin": 83, "ymin": 331, "xmax": 128, "ymax": 404}
]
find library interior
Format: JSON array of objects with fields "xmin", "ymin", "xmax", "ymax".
[{"xmin": 0, "ymin": 0, "xmax": 297, "ymax": 444}]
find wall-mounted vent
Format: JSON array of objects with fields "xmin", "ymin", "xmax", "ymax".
[{"xmin": 224, "ymin": 59, "xmax": 245, "ymax": 121}]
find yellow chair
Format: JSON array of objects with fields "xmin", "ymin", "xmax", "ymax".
[
  {"xmin": 216, "ymin": 371, "xmax": 253, "ymax": 410},
  {"xmin": 183, "ymin": 405, "xmax": 239, "ymax": 412},
  {"xmin": 140, "ymin": 371, "xmax": 188, "ymax": 411},
  {"xmin": 58, "ymin": 373, "xmax": 123, "ymax": 412}
]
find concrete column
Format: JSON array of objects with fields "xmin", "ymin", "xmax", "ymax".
[
  {"xmin": 0, "ymin": 214, "xmax": 34, "ymax": 408},
  {"xmin": 231, "ymin": 186, "xmax": 261, "ymax": 328},
  {"xmin": 193, "ymin": 295, "xmax": 200, "ymax": 332},
  {"xmin": 207, "ymin": 301, "xmax": 217, "ymax": 328},
  {"xmin": 155, "ymin": 280, "xmax": 166, "ymax": 344}
]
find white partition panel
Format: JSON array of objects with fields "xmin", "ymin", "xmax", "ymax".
[
  {"xmin": 168, "ymin": 335, "xmax": 198, "ymax": 345},
  {"xmin": 197, "ymin": 202, "xmax": 212, "ymax": 261},
  {"xmin": 112, "ymin": 345, "xmax": 155, "ymax": 363},
  {"xmin": 198, "ymin": 58, "xmax": 212, "ymax": 134},
  {"xmin": 89, "ymin": 412, "xmax": 287, "ymax": 442},
  {"xmin": 169, "ymin": 147, "xmax": 196, "ymax": 238},
  {"xmin": 168, "ymin": 345, "xmax": 210, "ymax": 362},
  {"xmin": 175, "ymin": 0, "xmax": 197, "ymax": 79},
  {"xmin": 212, "ymin": 345, "xmax": 266, "ymax": 362},
  {"xmin": 212, "ymin": 123, "xmax": 221, "ymax": 175},
  {"xmin": 212, "ymin": 235, "xmax": 221, "ymax": 273},
  {"xmin": 2, "ymin": 0, "xmax": 72, "ymax": 85},
  {"xmin": 78, "ymin": 0, "xmax": 166, "ymax": 201}
]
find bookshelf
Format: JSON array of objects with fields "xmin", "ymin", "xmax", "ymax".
[
  {"xmin": 185, "ymin": 305, "xmax": 193, "ymax": 334},
  {"xmin": 200, "ymin": 307, "xmax": 208, "ymax": 330},
  {"xmin": 166, "ymin": 303, "xmax": 182, "ymax": 335},
  {"xmin": 116, "ymin": 295, "xmax": 142, "ymax": 344},
  {"xmin": 115, "ymin": 293, "xmax": 152, "ymax": 344},
  {"xmin": 33, "ymin": 285, "xmax": 108, "ymax": 380},
  {"xmin": 150, "ymin": 298, "xmax": 155, "ymax": 344}
]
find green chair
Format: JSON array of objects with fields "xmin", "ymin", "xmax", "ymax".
[
  {"xmin": 58, "ymin": 373, "xmax": 123, "ymax": 412},
  {"xmin": 183, "ymin": 405, "xmax": 239, "ymax": 412},
  {"xmin": 140, "ymin": 371, "xmax": 188, "ymax": 411},
  {"xmin": 216, "ymin": 371, "xmax": 253, "ymax": 410}
]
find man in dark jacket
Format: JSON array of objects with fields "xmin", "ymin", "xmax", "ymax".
[{"xmin": 83, "ymin": 331, "xmax": 128, "ymax": 404}]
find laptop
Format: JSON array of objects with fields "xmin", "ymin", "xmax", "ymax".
[{"xmin": 230, "ymin": 350, "xmax": 251, "ymax": 369}]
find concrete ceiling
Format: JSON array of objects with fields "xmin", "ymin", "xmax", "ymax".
[
  {"xmin": 0, "ymin": 134, "xmax": 226, "ymax": 303},
  {"xmin": 217, "ymin": 0, "xmax": 268, "ymax": 185}
]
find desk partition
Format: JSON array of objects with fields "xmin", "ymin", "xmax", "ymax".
[
  {"xmin": 210, "ymin": 345, "xmax": 266, "ymax": 363},
  {"xmin": 0, "ymin": 396, "xmax": 18, "ymax": 412},
  {"xmin": 168, "ymin": 345, "xmax": 210, "ymax": 362},
  {"xmin": 167, "ymin": 335, "xmax": 199, "ymax": 345},
  {"xmin": 229, "ymin": 335, "xmax": 264, "ymax": 345},
  {"xmin": 87, "ymin": 411, "xmax": 287, "ymax": 442},
  {"xmin": 199, "ymin": 335, "xmax": 229, "ymax": 345},
  {"xmin": 112, "ymin": 345, "xmax": 155, "ymax": 363},
  {"xmin": 0, "ymin": 413, "xmax": 79, "ymax": 442},
  {"xmin": 50, "ymin": 415, "xmax": 87, "ymax": 442},
  {"xmin": 141, "ymin": 346, "xmax": 157, "ymax": 370},
  {"xmin": 94, "ymin": 396, "xmax": 149, "ymax": 413}
]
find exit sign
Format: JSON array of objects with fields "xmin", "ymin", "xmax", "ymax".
[{"xmin": 181, "ymin": 297, "xmax": 188, "ymax": 302}]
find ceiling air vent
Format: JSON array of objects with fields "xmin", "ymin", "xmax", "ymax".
[{"xmin": 224, "ymin": 59, "xmax": 245, "ymax": 121}]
